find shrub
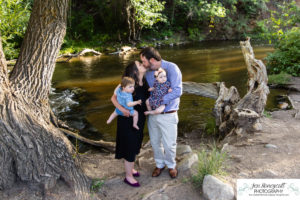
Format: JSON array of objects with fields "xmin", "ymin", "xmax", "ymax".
[
  {"xmin": 192, "ymin": 145, "xmax": 227, "ymax": 187},
  {"xmin": 266, "ymin": 27, "xmax": 300, "ymax": 76},
  {"xmin": 91, "ymin": 178, "xmax": 105, "ymax": 192}
]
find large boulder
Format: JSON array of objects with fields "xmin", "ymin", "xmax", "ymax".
[{"xmin": 202, "ymin": 175, "xmax": 234, "ymax": 200}]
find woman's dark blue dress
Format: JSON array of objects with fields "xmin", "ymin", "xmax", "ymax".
[{"xmin": 115, "ymin": 83, "xmax": 149, "ymax": 162}]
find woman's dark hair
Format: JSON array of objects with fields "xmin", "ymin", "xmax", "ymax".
[
  {"xmin": 123, "ymin": 62, "xmax": 139, "ymax": 85},
  {"xmin": 140, "ymin": 47, "xmax": 161, "ymax": 61},
  {"xmin": 123, "ymin": 61, "xmax": 147, "ymax": 87}
]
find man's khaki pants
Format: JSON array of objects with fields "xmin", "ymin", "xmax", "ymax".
[{"xmin": 148, "ymin": 112, "xmax": 178, "ymax": 169}]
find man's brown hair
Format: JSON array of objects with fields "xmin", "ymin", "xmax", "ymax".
[{"xmin": 140, "ymin": 47, "xmax": 161, "ymax": 61}]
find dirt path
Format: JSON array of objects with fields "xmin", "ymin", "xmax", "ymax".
[{"xmin": 223, "ymin": 110, "xmax": 300, "ymax": 192}]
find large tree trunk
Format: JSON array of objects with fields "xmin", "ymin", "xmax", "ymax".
[{"xmin": 0, "ymin": 0, "xmax": 90, "ymax": 199}]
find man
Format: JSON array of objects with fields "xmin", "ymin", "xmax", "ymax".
[{"xmin": 140, "ymin": 47, "xmax": 182, "ymax": 178}]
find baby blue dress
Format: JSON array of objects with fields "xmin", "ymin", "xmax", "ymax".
[{"xmin": 115, "ymin": 87, "xmax": 134, "ymax": 115}]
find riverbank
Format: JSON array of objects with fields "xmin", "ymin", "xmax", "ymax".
[
  {"xmin": 1, "ymin": 74, "xmax": 299, "ymax": 200},
  {"xmin": 1, "ymin": 82, "xmax": 300, "ymax": 199}
]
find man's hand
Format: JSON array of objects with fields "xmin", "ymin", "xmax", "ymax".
[{"xmin": 168, "ymin": 88, "xmax": 173, "ymax": 93}]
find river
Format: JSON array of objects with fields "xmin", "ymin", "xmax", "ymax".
[{"xmin": 51, "ymin": 41, "xmax": 281, "ymax": 149}]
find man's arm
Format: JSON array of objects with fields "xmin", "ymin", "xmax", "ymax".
[{"xmin": 162, "ymin": 65, "xmax": 182, "ymax": 105}]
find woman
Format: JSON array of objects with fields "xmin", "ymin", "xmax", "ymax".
[{"xmin": 111, "ymin": 61, "xmax": 149, "ymax": 187}]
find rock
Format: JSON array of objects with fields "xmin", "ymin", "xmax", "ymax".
[
  {"xmin": 149, "ymin": 194, "xmax": 169, "ymax": 200},
  {"xmin": 253, "ymin": 122, "xmax": 262, "ymax": 131},
  {"xmin": 202, "ymin": 175, "xmax": 234, "ymax": 200},
  {"xmin": 177, "ymin": 153, "xmax": 198, "ymax": 171},
  {"xmin": 176, "ymin": 145, "xmax": 192, "ymax": 156},
  {"xmin": 142, "ymin": 184, "xmax": 169, "ymax": 200},
  {"xmin": 295, "ymin": 110, "xmax": 300, "ymax": 119},
  {"xmin": 265, "ymin": 144, "xmax": 278, "ymax": 149},
  {"xmin": 221, "ymin": 143, "xmax": 229, "ymax": 152},
  {"xmin": 238, "ymin": 172, "xmax": 248, "ymax": 177},
  {"xmin": 278, "ymin": 102, "xmax": 289, "ymax": 110},
  {"xmin": 265, "ymin": 169, "xmax": 278, "ymax": 177}
]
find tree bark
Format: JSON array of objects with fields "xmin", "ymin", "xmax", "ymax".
[
  {"xmin": 0, "ymin": 1, "xmax": 90, "ymax": 199},
  {"xmin": 213, "ymin": 38, "xmax": 269, "ymax": 137}
]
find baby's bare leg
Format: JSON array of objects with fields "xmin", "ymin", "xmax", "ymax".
[
  {"xmin": 145, "ymin": 99, "xmax": 151, "ymax": 111},
  {"xmin": 132, "ymin": 110, "xmax": 139, "ymax": 130},
  {"xmin": 107, "ymin": 110, "xmax": 118, "ymax": 124},
  {"xmin": 144, "ymin": 105, "xmax": 165, "ymax": 115}
]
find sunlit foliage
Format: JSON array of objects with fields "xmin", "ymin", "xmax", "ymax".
[{"xmin": 0, "ymin": 0, "xmax": 31, "ymax": 59}]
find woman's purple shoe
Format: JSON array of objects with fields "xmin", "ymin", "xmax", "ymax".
[
  {"xmin": 133, "ymin": 171, "xmax": 140, "ymax": 177},
  {"xmin": 124, "ymin": 178, "xmax": 140, "ymax": 187}
]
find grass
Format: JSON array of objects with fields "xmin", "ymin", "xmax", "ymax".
[
  {"xmin": 192, "ymin": 145, "xmax": 227, "ymax": 187},
  {"xmin": 91, "ymin": 178, "xmax": 105, "ymax": 193},
  {"xmin": 263, "ymin": 110, "xmax": 272, "ymax": 118},
  {"xmin": 268, "ymin": 72, "xmax": 292, "ymax": 85}
]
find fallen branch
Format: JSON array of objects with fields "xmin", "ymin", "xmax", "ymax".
[
  {"xmin": 109, "ymin": 46, "xmax": 136, "ymax": 56},
  {"xmin": 182, "ymin": 82, "xmax": 220, "ymax": 99},
  {"xmin": 57, "ymin": 49, "xmax": 101, "ymax": 62},
  {"xmin": 60, "ymin": 128, "xmax": 115, "ymax": 152}
]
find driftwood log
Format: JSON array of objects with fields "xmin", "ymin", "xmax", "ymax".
[
  {"xmin": 109, "ymin": 46, "xmax": 137, "ymax": 56},
  {"xmin": 182, "ymin": 82, "xmax": 220, "ymax": 99},
  {"xmin": 60, "ymin": 128, "xmax": 115, "ymax": 152},
  {"xmin": 213, "ymin": 38, "xmax": 269, "ymax": 137},
  {"xmin": 57, "ymin": 48, "xmax": 101, "ymax": 62}
]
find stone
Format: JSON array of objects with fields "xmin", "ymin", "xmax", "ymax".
[
  {"xmin": 177, "ymin": 153, "xmax": 198, "ymax": 171},
  {"xmin": 278, "ymin": 102, "xmax": 289, "ymax": 110},
  {"xmin": 265, "ymin": 144, "xmax": 278, "ymax": 149},
  {"xmin": 176, "ymin": 145, "xmax": 192, "ymax": 156},
  {"xmin": 202, "ymin": 175, "xmax": 234, "ymax": 200},
  {"xmin": 149, "ymin": 194, "xmax": 169, "ymax": 200},
  {"xmin": 253, "ymin": 122, "xmax": 262, "ymax": 131},
  {"xmin": 265, "ymin": 169, "xmax": 278, "ymax": 177}
]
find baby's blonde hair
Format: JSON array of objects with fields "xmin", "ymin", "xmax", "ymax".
[
  {"xmin": 121, "ymin": 77, "xmax": 135, "ymax": 88},
  {"xmin": 154, "ymin": 68, "xmax": 167, "ymax": 78}
]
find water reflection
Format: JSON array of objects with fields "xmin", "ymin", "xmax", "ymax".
[{"xmin": 52, "ymin": 41, "xmax": 276, "ymax": 142}]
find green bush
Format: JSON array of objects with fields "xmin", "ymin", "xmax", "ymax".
[
  {"xmin": 266, "ymin": 27, "xmax": 300, "ymax": 76},
  {"xmin": 192, "ymin": 145, "xmax": 227, "ymax": 187},
  {"xmin": 187, "ymin": 27, "xmax": 205, "ymax": 41},
  {"xmin": 0, "ymin": 0, "xmax": 31, "ymax": 59},
  {"xmin": 91, "ymin": 178, "xmax": 105, "ymax": 192}
]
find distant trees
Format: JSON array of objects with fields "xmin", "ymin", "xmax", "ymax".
[{"xmin": 1, "ymin": 0, "xmax": 299, "ymax": 60}]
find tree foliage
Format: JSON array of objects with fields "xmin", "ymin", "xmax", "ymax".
[
  {"xmin": 266, "ymin": 27, "xmax": 300, "ymax": 76},
  {"xmin": 131, "ymin": 0, "xmax": 166, "ymax": 30},
  {"xmin": 258, "ymin": 1, "xmax": 300, "ymax": 42},
  {"xmin": 0, "ymin": 0, "xmax": 31, "ymax": 59}
]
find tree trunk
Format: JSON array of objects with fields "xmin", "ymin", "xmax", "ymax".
[
  {"xmin": 0, "ymin": 0, "xmax": 90, "ymax": 199},
  {"xmin": 213, "ymin": 38, "xmax": 269, "ymax": 137},
  {"xmin": 125, "ymin": 1, "xmax": 133, "ymax": 42}
]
